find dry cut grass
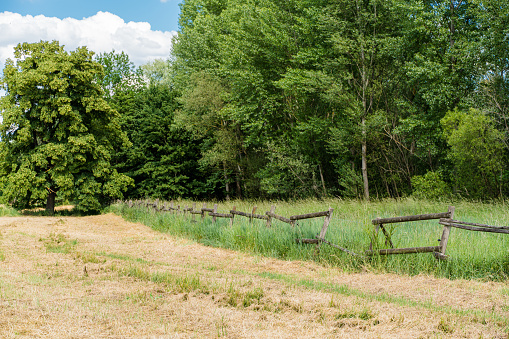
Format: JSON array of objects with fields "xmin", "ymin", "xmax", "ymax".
[{"xmin": 0, "ymin": 213, "xmax": 508, "ymax": 338}]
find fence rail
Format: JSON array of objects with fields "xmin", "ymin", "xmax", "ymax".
[
  {"xmin": 290, "ymin": 211, "xmax": 330, "ymax": 221},
  {"xmin": 439, "ymin": 219, "xmax": 509, "ymax": 234},
  {"xmin": 367, "ymin": 206, "xmax": 455, "ymax": 259},
  {"xmin": 366, "ymin": 246, "xmax": 441, "ymax": 256},
  {"xmin": 231, "ymin": 209, "xmax": 268, "ymax": 220},
  {"xmin": 265, "ymin": 211, "xmax": 292, "ymax": 225},
  {"xmin": 372, "ymin": 212, "xmax": 452, "ymax": 225}
]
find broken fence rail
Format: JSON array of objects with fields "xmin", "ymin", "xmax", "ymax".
[
  {"xmin": 367, "ymin": 206, "xmax": 455, "ymax": 260},
  {"xmin": 439, "ymin": 219, "xmax": 509, "ymax": 234}
]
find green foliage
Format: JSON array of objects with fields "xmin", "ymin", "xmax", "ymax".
[
  {"xmin": 92, "ymin": 51, "xmax": 210, "ymax": 200},
  {"xmin": 3, "ymin": 1, "xmax": 509, "ymax": 204},
  {"xmin": 141, "ymin": 59, "xmax": 174, "ymax": 87},
  {"xmin": 441, "ymin": 108, "xmax": 505, "ymax": 198},
  {"xmin": 334, "ymin": 162, "xmax": 363, "ymax": 199},
  {"xmin": 257, "ymin": 141, "xmax": 319, "ymax": 198},
  {"xmin": 411, "ymin": 171, "xmax": 449, "ymax": 200},
  {"xmin": 111, "ymin": 83, "xmax": 205, "ymax": 199},
  {"xmin": 175, "ymin": 71, "xmax": 244, "ymax": 198},
  {"xmin": 0, "ymin": 41, "xmax": 133, "ymax": 213},
  {"xmin": 172, "ymin": 0, "xmax": 469, "ymax": 200},
  {"xmin": 94, "ymin": 50, "xmax": 145, "ymax": 97}
]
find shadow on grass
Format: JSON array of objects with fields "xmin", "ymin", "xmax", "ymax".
[{"xmin": 19, "ymin": 205, "xmax": 98, "ymax": 217}]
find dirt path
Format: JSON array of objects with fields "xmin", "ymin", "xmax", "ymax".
[{"xmin": 0, "ymin": 213, "xmax": 508, "ymax": 338}]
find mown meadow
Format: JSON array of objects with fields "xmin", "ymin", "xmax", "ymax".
[{"xmin": 108, "ymin": 198, "xmax": 509, "ymax": 282}]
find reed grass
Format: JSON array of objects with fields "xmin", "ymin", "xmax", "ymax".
[
  {"xmin": 107, "ymin": 198, "xmax": 509, "ymax": 281},
  {"xmin": 0, "ymin": 204, "xmax": 19, "ymax": 217}
]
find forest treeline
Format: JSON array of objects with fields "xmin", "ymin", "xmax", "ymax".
[
  {"xmin": 110, "ymin": 0, "xmax": 508, "ymax": 201},
  {"xmin": 2, "ymin": 0, "xmax": 509, "ymax": 208}
]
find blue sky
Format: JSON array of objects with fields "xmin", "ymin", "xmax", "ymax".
[
  {"xmin": 0, "ymin": 0, "xmax": 183, "ymax": 71},
  {"xmin": 3, "ymin": 0, "xmax": 183, "ymax": 32},
  {"xmin": 0, "ymin": 0, "xmax": 183, "ymax": 104}
]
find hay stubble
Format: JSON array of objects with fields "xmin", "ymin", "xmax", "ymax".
[{"xmin": 0, "ymin": 214, "xmax": 507, "ymax": 338}]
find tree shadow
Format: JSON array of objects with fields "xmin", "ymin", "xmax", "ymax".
[{"xmin": 20, "ymin": 205, "xmax": 92, "ymax": 217}]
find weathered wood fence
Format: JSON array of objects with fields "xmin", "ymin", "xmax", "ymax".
[
  {"xmin": 366, "ymin": 206, "xmax": 455, "ymax": 260},
  {"xmin": 125, "ymin": 199, "xmax": 340, "ymax": 254},
  {"xmin": 121, "ymin": 200, "xmax": 509, "ymax": 260}
]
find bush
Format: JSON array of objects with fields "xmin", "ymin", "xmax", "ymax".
[
  {"xmin": 411, "ymin": 171, "xmax": 449, "ymax": 200},
  {"xmin": 441, "ymin": 108, "xmax": 505, "ymax": 199}
]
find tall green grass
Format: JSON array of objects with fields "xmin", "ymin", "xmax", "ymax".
[
  {"xmin": 107, "ymin": 198, "xmax": 509, "ymax": 281},
  {"xmin": 0, "ymin": 204, "xmax": 19, "ymax": 217}
]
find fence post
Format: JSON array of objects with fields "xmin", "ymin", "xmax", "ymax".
[
  {"xmin": 250, "ymin": 206, "xmax": 257, "ymax": 224},
  {"xmin": 266, "ymin": 205, "xmax": 275, "ymax": 227},
  {"xmin": 191, "ymin": 202, "xmax": 197, "ymax": 223},
  {"xmin": 230, "ymin": 206, "xmax": 236, "ymax": 227},
  {"xmin": 316, "ymin": 208, "xmax": 334, "ymax": 254},
  {"xmin": 201, "ymin": 203, "xmax": 206, "ymax": 220},
  {"xmin": 436, "ymin": 206, "xmax": 455, "ymax": 260},
  {"xmin": 213, "ymin": 204, "xmax": 218, "ymax": 223}
]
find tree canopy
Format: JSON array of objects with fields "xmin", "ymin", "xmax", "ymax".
[
  {"xmin": 2, "ymin": 0, "xmax": 509, "ymax": 205},
  {"xmin": 167, "ymin": 0, "xmax": 509, "ymax": 200},
  {"xmin": 0, "ymin": 41, "xmax": 133, "ymax": 213}
]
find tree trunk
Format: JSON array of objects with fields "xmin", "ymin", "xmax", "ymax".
[
  {"xmin": 358, "ymin": 13, "xmax": 370, "ymax": 201},
  {"xmin": 318, "ymin": 163, "xmax": 327, "ymax": 197},
  {"xmin": 223, "ymin": 161, "xmax": 230, "ymax": 201},
  {"xmin": 236, "ymin": 169, "xmax": 242, "ymax": 199},
  {"xmin": 449, "ymin": 0, "xmax": 456, "ymax": 69},
  {"xmin": 361, "ymin": 117, "xmax": 369, "ymax": 201},
  {"xmin": 46, "ymin": 188, "xmax": 56, "ymax": 215}
]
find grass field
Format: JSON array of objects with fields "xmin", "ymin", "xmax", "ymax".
[
  {"xmin": 1, "ymin": 212, "xmax": 508, "ymax": 337},
  {"xmin": 109, "ymin": 198, "xmax": 509, "ymax": 281}
]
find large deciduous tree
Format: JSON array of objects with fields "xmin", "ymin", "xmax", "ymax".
[{"xmin": 0, "ymin": 41, "xmax": 133, "ymax": 214}]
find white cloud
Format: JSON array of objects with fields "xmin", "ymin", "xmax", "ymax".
[{"xmin": 0, "ymin": 11, "xmax": 177, "ymax": 68}]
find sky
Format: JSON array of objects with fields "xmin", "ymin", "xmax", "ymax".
[{"xmin": 0, "ymin": 0, "xmax": 182, "ymax": 69}]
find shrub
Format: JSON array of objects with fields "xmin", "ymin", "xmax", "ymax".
[{"xmin": 411, "ymin": 171, "xmax": 449, "ymax": 200}]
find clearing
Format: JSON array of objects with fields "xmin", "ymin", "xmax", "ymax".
[{"xmin": 0, "ymin": 213, "xmax": 508, "ymax": 338}]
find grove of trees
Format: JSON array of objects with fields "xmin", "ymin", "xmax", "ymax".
[
  {"xmin": 168, "ymin": 0, "xmax": 509, "ymax": 201},
  {"xmin": 1, "ymin": 0, "xmax": 509, "ymax": 211}
]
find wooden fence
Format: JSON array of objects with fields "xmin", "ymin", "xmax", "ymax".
[
  {"xmin": 121, "ymin": 200, "xmax": 509, "ymax": 260},
  {"xmin": 125, "ymin": 199, "xmax": 339, "ymax": 254},
  {"xmin": 366, "ymin": 206, "xmax": 455, "ymax": 260}
]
